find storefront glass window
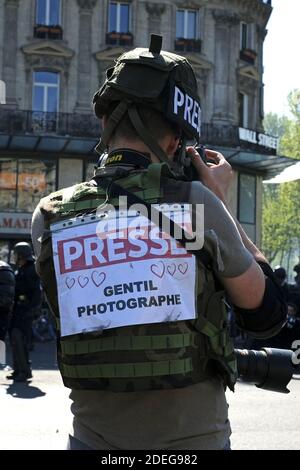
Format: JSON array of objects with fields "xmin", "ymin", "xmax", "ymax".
[
  {"xmin": 238, "ymin": 173, "xmax": 256, "ymax": 242},
  {"xmin": 0, "ymin": 157, "xmax": 57, "ymax": 213},
  {"xmin": 0, "ymin": 159, "xmax": 17, "ymax": 210},
  {"xmin": 85, "ymin": 162, "xmax": 96, "ymax": 181}
]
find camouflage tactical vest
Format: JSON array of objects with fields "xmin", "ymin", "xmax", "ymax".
[{"xmin": 36, "ymin": 163, "xmax": 237, "ymax": 392}]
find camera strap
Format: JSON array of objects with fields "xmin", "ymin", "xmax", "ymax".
[
  {"xmin": 97, "ymin": 149, "xmax": 152, "ymax": 170},
  {"xmin": 94, "ymin": 174, "xmax": 212, "ymax": 268}
]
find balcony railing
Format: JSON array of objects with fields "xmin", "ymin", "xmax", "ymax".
[
  {"xmin": 201, "ymin": 124, "xmax": 277, "ymax": 155},
  {"xmin": 0, "ymin": 109, "xmax": 100, "ymax": 139},
  {"xmin": 106, "ymin": 31, "xmax": 133, "ymax": 47},
  {"xmin": 174, "ymin": 38, "xmax": 202, "ymax": 53},
  {"xmin": 0, "ymin": 109, "xmax": 276, "ymax": 155},
  {"xmin": 240, "ymin": 48, "xmax": 257, "ymax": 65},
  {"xmin": 34, "ymin": 24, "xmax": 63, "ymax": 40},
  {"xmin": 201, "ymin": 123, "xmax": 240, "ymax": 148}
]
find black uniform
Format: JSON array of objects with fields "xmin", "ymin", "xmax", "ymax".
[
  {"xmin": 9, "ymin": 260, "xmax": 41, "ymax": 380},
  {"xmin": 0, "ymin": 261, "xmax": 15, "ymax": 342}
]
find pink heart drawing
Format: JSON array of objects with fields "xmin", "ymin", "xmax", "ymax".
[
  {"xmin": 78, "ymin": 276, "xmax": 89, "ymax": 288},
  {"xmin": 91, "ymin": 271, "xmax": 106, "ymax": 287},
  {"xmin": 65, "ymin": 277, "xmax": 75, "ymax": 289},
  {"xmin": 178, "ymin": 263, "xmax": 188, "ymax": 275},
  {"xmin": 167, "ymin": 263, "xmax": 176, "ymax": 276},
  {"xmin": 151, "ymin": 261, "xmax": 165, "ymax": 278}
]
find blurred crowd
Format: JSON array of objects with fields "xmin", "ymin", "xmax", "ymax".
[{"xmin": 232, "ymin": 262, "xmax": 300, "ymax": 350}]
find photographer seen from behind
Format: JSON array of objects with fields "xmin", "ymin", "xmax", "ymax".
[{"xmin": 31, "ymin": 36, "xmax": 286, "ymax": 450}]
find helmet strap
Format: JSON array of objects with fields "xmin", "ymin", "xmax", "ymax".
[
  {"xmin": 127, "ymin": 106, "xmax": 170, "ymax": 165},
  {"xmin": 95, "ymin": 101, "xmax": 130, "ymax": 154},
  {"xmin": 172, "ymin": 136, "xmax": 188, "ymax": 177}
]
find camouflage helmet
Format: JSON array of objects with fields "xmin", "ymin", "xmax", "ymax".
[
  {"xmin": 13, "ymin": 242, "xmax": 34, "ymax": 261},
  {"xmin": 93, "ymin": 35, "xmax": 201, "ymax": 166}
]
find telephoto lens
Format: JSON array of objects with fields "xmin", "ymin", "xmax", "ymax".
[{"xmin": 235, "ymin": 348, "xmax": 300, "ymax": 393}]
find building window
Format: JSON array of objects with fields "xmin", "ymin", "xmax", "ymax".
[
  {"xmin": 32, "ymin": 71, "xmax": 59, "ymax": 132},
  {"xmin": 238, "ymin": 92, "xmax": 249, "ymax": 128},
  {"xmin": 33, "ymin": 71, "xmax": 59, "ymax": 112},
  {"xmin": 0, "ymin": 157, "xmax": 57, "ymax": 213},
  {"xmin": 176, "ymin": 9, "xmax": 197, "ymax": 39},
  {"xmin": 175, "ymin": 9, "xmax": 201, "ymax": 52},
  {"xmin": 238, "ymin": 173, "xmax": 256, "ymax": 242},
  {"xmin": 259, "ymin": 85, "xmax": 264, "ymax": 120},
  {"xmin": 34, "ymin": 0, "xmax": 62, "ymax": 39},
  {"xmin": 36, "ymin": 0, "xmax": 60, "ymax": 25},
  {"xmin": 240, "ymin": 22, "xmax": 248, "ymax": 50},
  {"xmin": 106, "ymin": 2, "xmax": 133, "ymax": 46},
  {"xmin": 108, "ymin": 2, "xmax": 130, "ymax": 33},
  {"xmin": 239, "ymin": 22, "xmax": 256, "ymax": 64}
]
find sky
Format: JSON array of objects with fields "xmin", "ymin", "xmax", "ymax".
[{"xmin": 263, "ymin": 0, "xmax": 300, "ymax": 116}]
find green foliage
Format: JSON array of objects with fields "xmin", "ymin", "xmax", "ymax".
[
  {"xmin": 281, "ymin": 90, "xmax": 300, "ymax": 159},
  {"xmin": 262, "ymin": 90, "xmax": 300, "ymax": 265},
  {"xmin": 263, "ymin": 112, "xmax": 289, "ymax": 154}
]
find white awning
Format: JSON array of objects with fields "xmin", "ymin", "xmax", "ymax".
[{"xmin": 263, "ymin": 160, "xmax": 300, "ymax": 183}]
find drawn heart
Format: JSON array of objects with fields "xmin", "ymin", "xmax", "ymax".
[
  {"xmin": 91, "ymin": 271, "xmax": 106, "ymax": 287},
  {"xmin": 65, "ymin": 277, "xmax": 75, "ymax": 289},
  {"xmin": 167, "ymin": 263, "xmax": 176, "ymax": 276},
  {"xmin": 78, "ymin": 276, "xmax": 89, "ymax": 288},
  {"xmin": 151, "ymin": 261, "xmax": 165, "ymax": 278},
  {"xmin": 178, "ymin": 263, "xmax": 188, "ymax": 275}
]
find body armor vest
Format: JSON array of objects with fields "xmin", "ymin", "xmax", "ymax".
[{"xmin": 36, "ymin": 162, "xmax": 237, "ymax": 392}]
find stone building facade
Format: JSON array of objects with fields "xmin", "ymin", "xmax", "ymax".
[{"xmin": 0, "ymin": 0, "xmax": 292, "ymax": 260}]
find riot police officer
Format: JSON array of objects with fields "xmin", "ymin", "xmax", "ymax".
[
  {"xmin": 7, "ymin": 242, "xmax": 41, "ymax": 382},
  {"xmin": 0, "ymin": 260, "xmax": 15, "ymax": 342}
]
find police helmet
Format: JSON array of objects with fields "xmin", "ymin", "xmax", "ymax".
[
  {"xmin": 13, "ymin": 242, "xmax": 34, "ymax": 261},
  {"xmin": 93, "ymin": 34, "xmax": 201, "ymax": 170}
]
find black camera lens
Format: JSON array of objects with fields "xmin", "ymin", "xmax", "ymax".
[{"xmin": 235, "ymin": 348, "xmax": 298, "ymax": 394}]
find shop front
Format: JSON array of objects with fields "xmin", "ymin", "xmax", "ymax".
[{"xmin": 0, "ymin": 146, "xmax": 98, "ymax": 263}]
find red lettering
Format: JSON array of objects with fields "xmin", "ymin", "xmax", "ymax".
[
  {"xmin": 57, "ymin": 233, "xmax": 190, "ymax": 274},
  {"xmin": 22, "ymin": 219, "xmax": 31, "ymax": 229},
  {"xmin": 15, "ymin": 219, "xmax": 23, "ymax": 229},
  {"xmin": 2, "ymin": 218, "xmax": 12, "ymax": 228}
]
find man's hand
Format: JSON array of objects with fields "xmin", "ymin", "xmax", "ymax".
[
  {"xmin": 187, "ymin": 146, "xmax": 233, "ymax": 203},
  {"xmin": 187, "ymin": 146, "xmax": 268, "ymax": 264}
]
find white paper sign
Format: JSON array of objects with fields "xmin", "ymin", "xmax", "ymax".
[{"xmin": 51, "ymin": 209, "xmax": 196, "ymax": 337}]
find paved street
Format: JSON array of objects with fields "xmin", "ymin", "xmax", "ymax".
[
  {"xmin": 0, "ymin": 341, "xmax": 300, "ymax": 450},
  {"xmin": 228, "ymin": 374, "xmax": 300, "ymax": 450},
  {"xmin": 0, "ymin": 341, "xmax": 72, "ymax": 450}
]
